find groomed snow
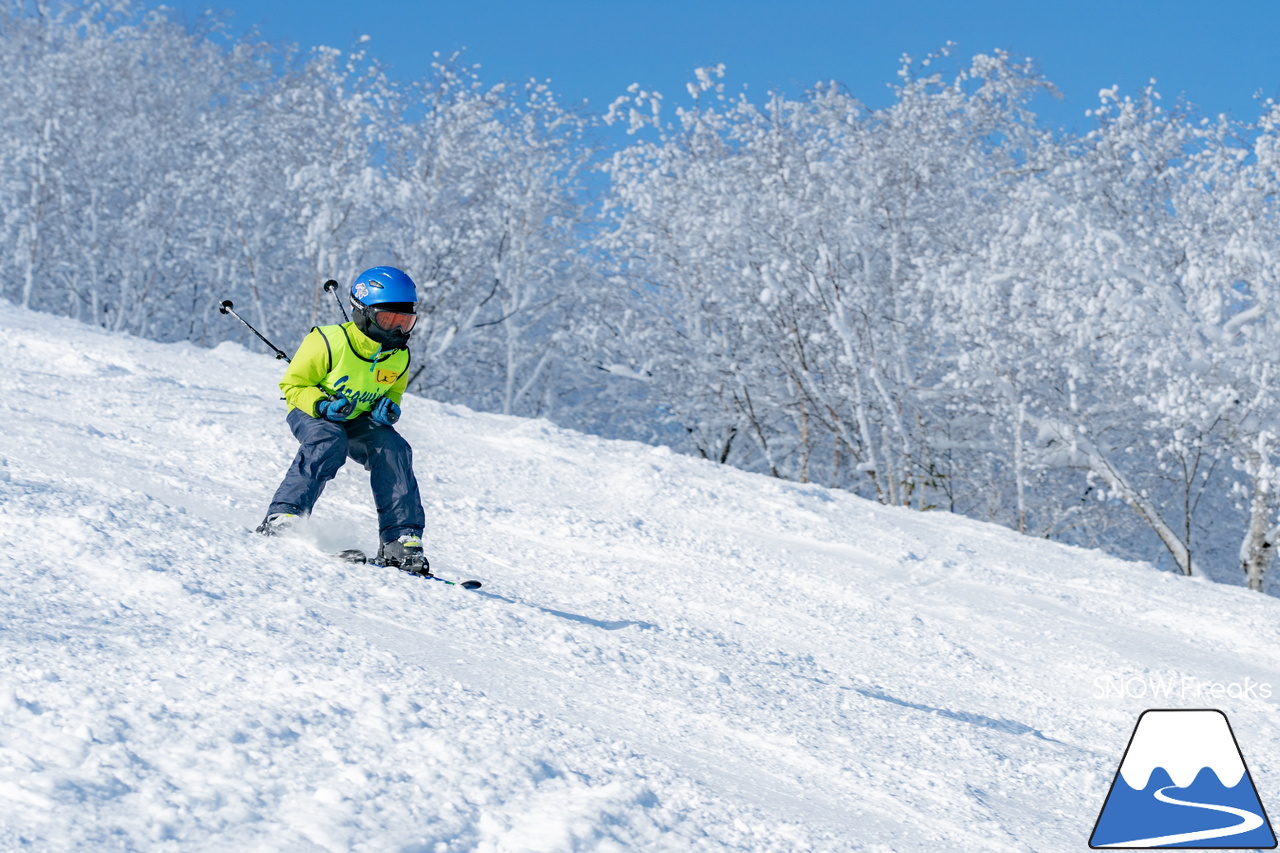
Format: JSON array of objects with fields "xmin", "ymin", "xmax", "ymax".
[{"xmin": 3, "ymin": 302, "xmax": 1280, "ymax": 851}]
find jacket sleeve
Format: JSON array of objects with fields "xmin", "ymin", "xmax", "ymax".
[{"xmin": 279, "ymin": 330, "xmax": 332, "ymax": 417}]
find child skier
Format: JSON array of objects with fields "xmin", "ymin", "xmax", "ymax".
[{"xmin": 256, "ymin": 266, "xmax": 428, "ymax": 571}]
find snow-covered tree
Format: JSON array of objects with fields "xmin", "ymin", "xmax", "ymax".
[
  {"xmin": 385, "ymin": 58, "xmax": 594, "ymax": 418},
  {"xmin": 597, "ymin": 52, "xmax": 1052, "ymax": 513},
  {"xmin": 932, "ymin": 82, "xmax": 1280, "ymax": 587}
]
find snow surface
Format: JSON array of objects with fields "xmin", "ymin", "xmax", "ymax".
[{"xmin": 3, "ymin": 302, "xmax": 1280, "ymax": 851}]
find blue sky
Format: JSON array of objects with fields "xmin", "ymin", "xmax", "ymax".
[{"xmin": 164, "ymin": 0, "xmax": 1280, "ymax": 133}]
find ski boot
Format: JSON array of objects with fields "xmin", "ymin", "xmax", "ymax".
[
  {"xmin": 379, "ymin": 534, "xmax": 430, "ymax": 574},
  {"xmin": 256, "ymin": 512, "xmax": 299, "ymax": 536}
]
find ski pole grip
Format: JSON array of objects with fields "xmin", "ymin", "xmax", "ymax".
[{"xmin": 219, "ymin": 300, "xmax": 234, "ymax": 314}]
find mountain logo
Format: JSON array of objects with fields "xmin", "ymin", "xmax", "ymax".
[{"xmin": 1090, "ymin": 709, "xmax": 1276, "ymax": 848}]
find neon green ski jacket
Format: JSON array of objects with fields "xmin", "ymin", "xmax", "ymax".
[{"xmin": 280, "ymin": 323, "xmax": 411, "ymax": 419}]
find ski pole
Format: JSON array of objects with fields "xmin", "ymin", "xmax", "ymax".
[
  {"xmin": 323, "ymin": 279, "xmax": 350, "ymax": 323},
  {"xmin": 218, "ymin": 300, "xmax": 291, "ymax": 362}
]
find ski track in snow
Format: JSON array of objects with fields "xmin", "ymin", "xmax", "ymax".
[{"xmin": 3, "ymin": 303, "xmax": 1280, "ymax": 850}]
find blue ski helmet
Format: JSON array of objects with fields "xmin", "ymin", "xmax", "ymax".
[{"xmin": 350, "ymin": 266, "xmax": 418, "ymax": 348}]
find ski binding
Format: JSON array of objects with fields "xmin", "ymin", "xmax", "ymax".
[{"xmin": 335, "ymin": 549, "xmax": 482, "ymax": 589}]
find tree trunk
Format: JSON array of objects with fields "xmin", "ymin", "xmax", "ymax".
[
  {"xmin": 1081, "ymin": 441, "xmax": 1200, "ymax": 577},
  {"xmin": 1240, "ymin": 449, "xmax": 1275, "ymax": 592}
]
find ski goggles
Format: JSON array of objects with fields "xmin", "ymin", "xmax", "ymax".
[{"xmin": 369, "ymin": 306, "xmax": 417, "ymax": 333}]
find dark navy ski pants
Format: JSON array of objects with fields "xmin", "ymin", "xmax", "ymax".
[{"xmin": 268, "ymin": 407, "xmax": 425, "ymax": 543}]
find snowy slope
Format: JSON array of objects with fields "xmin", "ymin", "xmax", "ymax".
[{"xmin": 3, "ymin": 303, "xmax": 1280, "ymax": 852}]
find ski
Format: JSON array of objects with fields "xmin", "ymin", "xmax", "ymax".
[
  {"xmin": 334, "ymin": 549, "xmax": 482, "ymax": 590},
  {"xmin": 409, "ymin": 572, "xmax": 483, "ymax": 590}
]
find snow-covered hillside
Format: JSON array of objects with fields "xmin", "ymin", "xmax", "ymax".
[{"xmin": 4, "ymin": 303, "xmax": 1280, "ymax": 852}]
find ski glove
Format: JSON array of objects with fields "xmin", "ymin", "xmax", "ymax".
[
  {"xmin": 316, "ymin": 393, "xmax": 356, "ymax": 422},
  {"xmin": 370, "ymin": 396, "xmax": 400, "ymax": 427}
]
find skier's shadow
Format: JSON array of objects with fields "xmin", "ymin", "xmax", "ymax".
[
  {"xmin": 854, "ymin": 685, "xmax": 1063, "ymax": 743},
  {"xmin": 474, "ymin": 590, "xmax": 657, "ymax": 632}
]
